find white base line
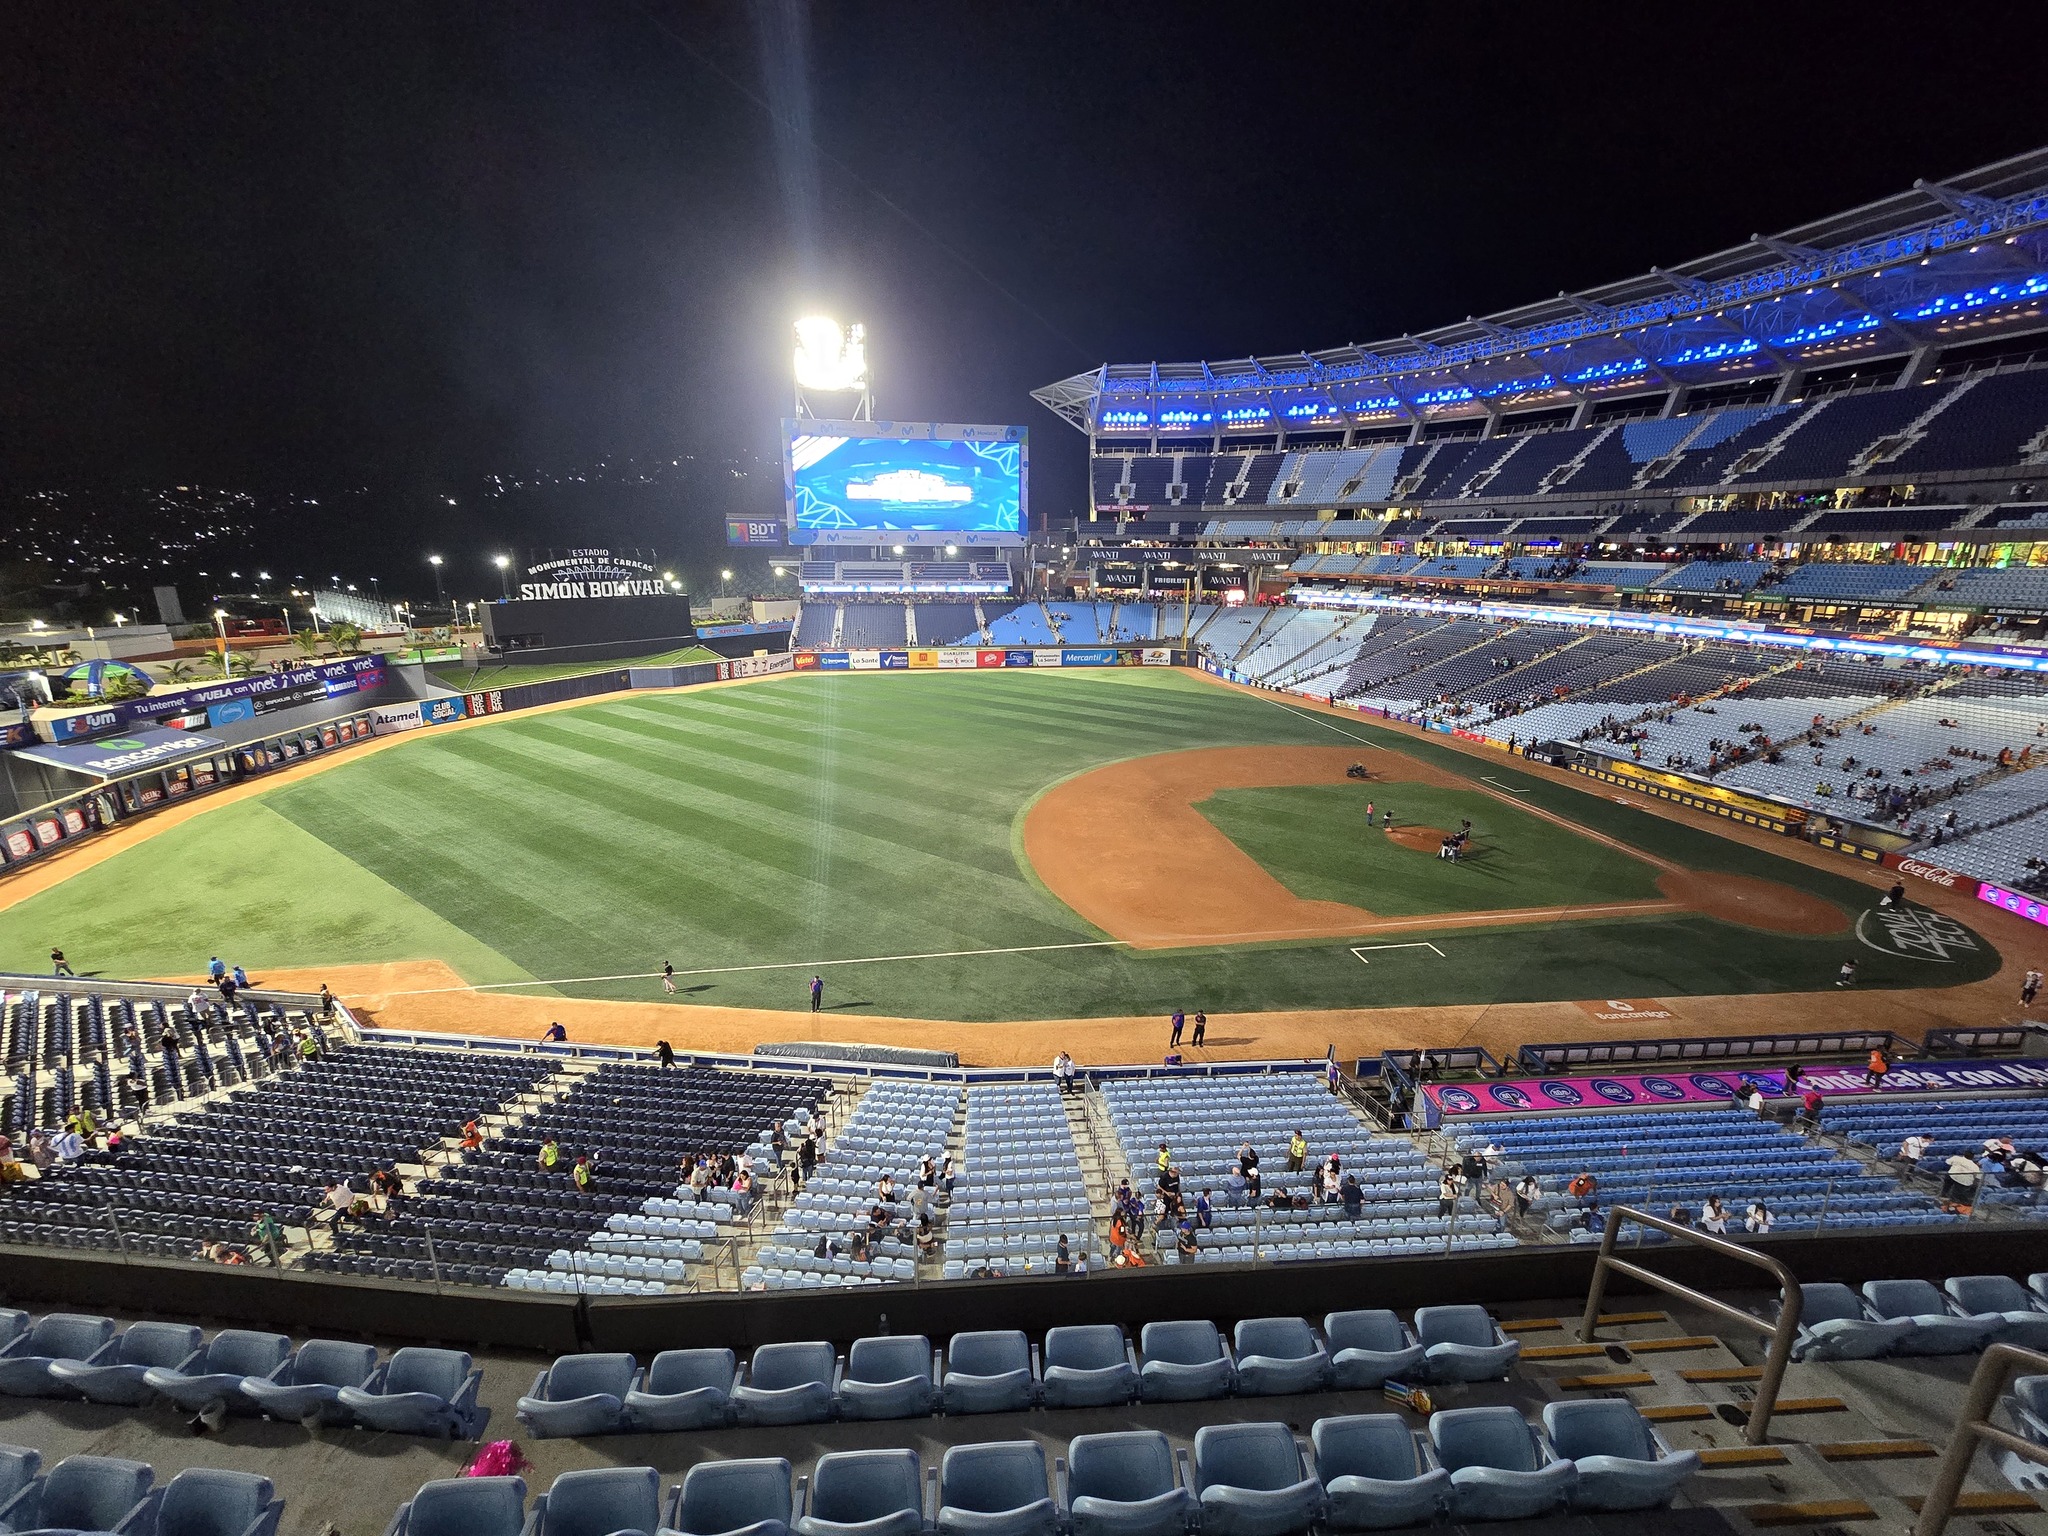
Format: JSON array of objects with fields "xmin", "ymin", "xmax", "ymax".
[
  {"xmin": 385, "ymin": 940, "xmax": 1132, "ymax": 997},
  {"xmin": 1351, "ymin": 942, "xmax": 1448, "ymax": 964},
  {"xmin": 1480, "ymin": 777, "xmax": 1531, "ymax": 795}
]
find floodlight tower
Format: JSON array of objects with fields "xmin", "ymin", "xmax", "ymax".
[{"xmin": 793, "ymin": 316, "xmax": 872, "ymax": 420}]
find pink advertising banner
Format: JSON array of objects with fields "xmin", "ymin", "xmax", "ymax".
[{"xmin": 1421, "ymin": 1059, "xmax": 2048, "ymax": 1124}]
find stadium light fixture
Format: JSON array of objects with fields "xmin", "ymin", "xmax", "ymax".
[
  {"xmin": 892, "ymin": 544, "xmax": 905, "ymax": 556},
  {"xmin": 945, "ymin": 544, "xmax": 958, "ymax": 557},
  {"xmin": 493, "ymin": 553, "xmax": 511, "ymax": 600},
  {"xmin": 793, "ymin": 316, "xmax": 868, "ymax": 393},
  {"xmin": 212, "ymin": 608, "xmax": 230, "ymax": 677},
  {"xmin": 427, "ymin": 553, "xmax": 446, "ymax": 604}
]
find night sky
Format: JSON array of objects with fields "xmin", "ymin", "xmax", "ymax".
[{"xmin": 4, "ymin": 3, "xmax": 2043, "ymax": 594}]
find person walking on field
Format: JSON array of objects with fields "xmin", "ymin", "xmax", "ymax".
[
  {"xmin": 2024, "ymin": 969, "xmax": 2043, "ymax": 1007},
  {"xmin": 49, "ymin": 947, "xmax": 73, "ymax": 977},
  {"xmin": 662, "ymin": 961, "xmax": 676, "ymax": 994},
  {"xmin": 1169, "ymin": 1010, "xmax": 1185, "ymax": 1048},
  {"xmin": 810, "ymin": 975, "xmax": 823, "ymax": 1013},
  {"xmin": 1191, "ymin": 1011, "xmax": 1206, "ymax": 1047}
]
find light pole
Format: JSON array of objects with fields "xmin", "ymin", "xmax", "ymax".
[
  {"xmin": 279, "ymin": 606, "xmax": 292, "ymax": 639},
  {"xmin": 213, "ymin": 609, "xmax": 230, "ymax": 678},
  {"xmin": 720, "ymin": 569, "xmax": 734, "ymax": 598},
  {"xmin": 493, "ymin": 554, "xmax": 511, "ymax": 600},
  {"xmin": 428, "ymin": 554, "xmax": 445, "ymax": 605}
]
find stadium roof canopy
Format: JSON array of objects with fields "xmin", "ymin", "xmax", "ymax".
[{"xmin": 1034, "ymin": 147, "xmax": 2048, "ymax": 437}]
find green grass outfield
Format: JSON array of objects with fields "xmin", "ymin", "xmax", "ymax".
[
  {"xmin": 426, "ymin": 644, "xmax": 723, "ymax": 690},
  {"xmin": 0, "ymin": 670, "xmax": 1997, "ymax": 1019}
]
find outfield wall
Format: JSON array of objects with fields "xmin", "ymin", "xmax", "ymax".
[{"xmin": 793, "ymin": 646, "xmax": 1186, "ymax": 671}]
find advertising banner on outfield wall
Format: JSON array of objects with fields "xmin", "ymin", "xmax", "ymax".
[
  {"xmin": 1060, "ymin": 648, "xmax": 1119, "ymax": 667},
  {"xmin": 1142, "ymin": 648, "xmax": 1172, "ymax": 666},
  {"xmin": 715, "ymin": 654, "xmax": 796, "ymax": 681},
  {"xmin": 371, "ymin": 703, "xmax": 426, "ymax": 732},
  {"xmin": 43, "ymin": 655, "xmax": 386, "ymax": 742},
  {"xmin": 1420, "ymin": 1058, "xmax": 2048, "ymax": 1126},
  {"xmin": 466, "ymin": 691, "xmax": 504, "ymax": 717},
  {"xmin": 1031, "ymin": 650, "xmax": 1062, "ymax": 668},
  {"xmin": 880, "ymin": 650, "xmax": 909, "ymax": 669},
  {"xmin": 420, "ymin": 697, "xmax": 468, "ymax": 726},
  {"xmin": 907, "ymin": 650, "xmax": 939, "ymax": 669},
  {"xmin": 977, "ymin": 650, "xmax": 1005, "ymax": 668},
  {"xmin": 1979, "ymin": 882, "xmax": 2048, "ymax": 929},
  {"xmin": 847, "ymin": 650, "xmax": 881, "ymax": 671},
  {"xmin": 938, "ymin": 649, "xmax": 980, "ymax": 669}
]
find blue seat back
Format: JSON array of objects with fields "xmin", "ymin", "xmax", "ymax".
[
  {"xmin": 407, "ymin": 1478, "xmax": 526, "ymax": 1536},
  {"xmin": 1797, "ymin": 1284, "xmax": 1865, "ymax": 1326},
  {"xmin": 1323, "ymin": 1311, "xmax": 1408, "ymax": 1354},
  {"xmin": 39, "ymin": 1455, "xmax": 153, "ymax": 1531},
  {"xmin": 1542, "ymin": 1401, "xmax": 1656, "ymax": 1462},
  {"xmin": 848, "ymin": 1336, "xmax": 930, "ymax": 1385},
  {"xmin": 749, "ymin": 1341, "xmax": 833, "ymax": 1392},
  {"xmin": 385, "ymin": 1347, "xmax": 471, "ymax": 1399},
  {"xmin": 810, "ymin": 1450, "xmax": 920, "ymax": 1524},
  {"xmin": 645, "ymin": 1349, "xmax": 733, "ymax": 1396},
  {"xmin": 1194, "ymin": 1423, "xmax": 1301, "ymax": 1493},
  {"xmin": 1430, "ymin": 1408, "xmax": 1540, "ymax": 1474},
  {"xmin": 291, "ymin": 1340, "xmax": 381, "ymax": 1389},
  {"xmin": 677, "ymin": 1458, "xmax": 790, "ymax": 1535},
  {"xmin": 1140, "ymin": 1320, "xmax": 1221, "ymax": 1367},
  {"xmin": 947, "ymin": 1332, "xmax": 1029, "ymax": 1378},
  {"xmin": 0, "ymin": 1445, "xmax": 41, "ymax": 1507},
  {"xmin": 1864, "ymin": 1279, "xmax": 1945, "ymax": 1319},
  {"xmin": 1947, "ymin": 1275, "xmax": 2027, "ymax": 1314},
  {"xmin": 1069, "ymin": 1432, "xmax": 1175, "ymax": 1503},
  {"xmin": 115, "ymin": 1322, "xmax": 203, "ymax": 1370},
  {"xmin": 546, "ymin": 1353, "xmax": 637, "ymax": 1401},
  {"xmin": 159, "ymin": 1468, "xmax": 275, "ymax": 1536},
  {"xmin": 27, "ymin": 1313, "xmax": 116, "ymax": 1361},
  {"xmin": 1045, "ymin": 1326, "xmax": 1125, "ymax": 1372},
  {"xmin": 1234, "ymin": 1318, "xmax": 1316, "ymax": 1360},
  {"xmin": 201, "ymin": 1331, "xmax": 293, "ymax": 1378},
  {"xmin": 1313, "ymin": 1415, "xmax": 1422, "ymax": 1482},
  {"xmin": 542, "ymin": 1467, "xmax": 659, "ymax": 1536},
  {"xmin": 1414, "ymin": 1307, "xmax": 1496, "ymax": 1350},
  {"xmin": 0, "ymin": 1312, "xmax": 27, "ymax": 1350},
  {"xmin": 940, "ymin": 1442, "xmax": 1047, "ymax": 1514}
]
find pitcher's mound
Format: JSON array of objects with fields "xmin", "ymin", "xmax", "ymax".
[{"xmin": 1385, "ymin": 825, "xmax": 1454, "ymax": 854}]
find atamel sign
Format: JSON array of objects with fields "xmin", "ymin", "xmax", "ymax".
[{"xmin": 517, "ymin": 548, "xmax": 668, "ymax": 601}]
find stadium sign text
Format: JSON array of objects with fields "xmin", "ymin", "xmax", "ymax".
[{"xmin": 516, "ymin": 579, "xmax": 670, "ymax": 600}]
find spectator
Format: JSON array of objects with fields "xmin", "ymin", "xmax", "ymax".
[
  {"xmin": 218, "ymin": 974, "xmax": 238, "ymax": 1006},
  {"xmin": 1053, "ymin": 1051, "xmax": 1076, "ymax": 1095},
  {"xmin": 1287, "ymin": 1128, "xmax": 1307, "ymax": 1173},
  {"xmin": 1898, "ymin": 1132, "xmax": 1931, "ymax": 1166},
  {"xmin": 878, "ymin": 1172, "xmax": 896, "ymax": 1204},
  {"xmin": 1155, "ymin": 1141, "xmax": 1172, "ymax": 1178},
  {"xmin": 1053, "ymin": 1233, "xmax": 1071, "ymax": 1273},
  {"xmin": 318, "ymin": 983, "xmax": 335, "ymax": 1018},
  {"xmin": 1799, "ymin": 1088, "xmax": 1824, "ymax": 1128},
  {"xmin": 1744, "ymin": 1200, "xmax": 1774, "ymax": 1234},
  {"xmin": 1739, "ymin": 1082, "xmax": 1766, "ymax": 1114},
  {"xmin": 1437, "ymin": 1168, "xmax": 1464, "ymax": 1217},
  {"xmin": 1865, "ymin": 1047, "xmax": 1890, "ymax": 1088},
  {"xmin": 161, "ymin": 1023, "xmax": 181, "ymax": 1057},
  {"xmin": 1340, "ymin": 1173, "xmax": 1363, "ymax": 1218},
  {"xmin": 51, "ymin": 1124, "xmax": 84, "ymax": 1161},
  {"xmin": 1194, "ymin": 1188, "xmax": 1214, "ymax": 1229},
  {"xmin": 917, "ymin": 1215, "xmax": 942, "ymax": 1258},
  {"xmin": 540, "ymin": 1021, "xmax": 567, "ymax": 1042},
  {"xmin": 1176, "ymin": 1220, "xmax": 1199, "ymax": 1261},
  {"xmin": 798, "ymin": 1132, "xmax": 817, "ymax": 1186},
  {"xmin": 1667, "ymin": 1204, "xmax": 1693, "ymax": 1229},
  {"xmin": 250, "ymin": 1209, "xmax": 284, "ymax": 1265},
  {"xmin": 1941, "ymin": 1152, "xmax": 1982, "ymax": 1207},
  {"xmin": 1513, "ymin": 1174, "xmax": 1540, "ymax": 1219},
  {"xmin": 656, "ymin": 1040, "xmax": 675, "ymax": 1069},
  {"xmin": 1244, "ymin": 1159, "xmax": 1262, "ymax": 1204},
  {"xmin": 1226, "ymin": 1162, "xmax": 1247, "ymax": 1208},
  {"xmin": 26, "ymin": 1131, "xmax": 54, "ymax": 1173},
  {"xmin": 1699, "ymin": 1196, "xmax": 1730, "ymax": 1234},
  {"xmin": 1567, "ymin": 1170, "xmax": 1597, "ymax": 1199}
]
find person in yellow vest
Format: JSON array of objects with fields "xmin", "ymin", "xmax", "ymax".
[
  {"xmin": 1155, "ymin": 1142, "xmax": 1171, "ymax": 1177},
  {"xmin": 538, "ymin": 1136, "xmax": 559, "ymax": 1171},
  {"xmin": 573, "ymin": 1155, "xmax": 594, "ymax": 1192},
  {"xmin": 1287, "ymin": 1129, "xmax": 1308, "ymax": 1173}
]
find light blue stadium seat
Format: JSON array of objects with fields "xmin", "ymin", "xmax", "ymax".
[
  {"xmin": 143, "ymin": 1330, "xmax": 292, "ymax": 1418},
  {"xmin": 1863, "ymin": 1280, "xmax": 2002, "ymax": 1356},
  {"xmin": 0, "ymin": 1315, "xmax": 25, "ymax": 1354},
  {"xmin": 2011, "ymin": 1377, "xmax": 2048, "ymax": 1446},
  {"xmin": 0, "ymin": 1313, "xmax": 118, "ymax": 1399},
  {"xmin": 383, "ymin": 1477, "xmax": 525, "ymax": 1536},
  {"xmin": 837, "ymin": 1336, "xmax": 937, "ymax": 1421},
  {"xmin": 1311, "ymin": 1414, "xmax": 1448, "ymax": 1531},
  {"xmin": 1191, "ymin": 1423, "xmax": 1324, "ymax": 1536},
  {"xmin": 1428, "ymin": 1408, "xmax": 1574, "ymax": 1522},
  {"xmin": 1943, "ymin": 1276, "xmax": 2048, "ymax": 1350},
  {"xmin": 936, "ymin": 1442, "xmax": 1056, "ymax": 1536},
  {"xmin": 1322, "ymin": 1312, "xmax": 1424, "ymax": 1391},
  {"xmin": 0, "ymin": 1449, "xmax": 39, "ymax": 1514},
  {"xmin": 941, "ymin": 1332, "xmax": 1037, "ymax": 1415},
  {"xmin": 1064, "ymin": 1433, "xmax": 1195, "ymax": 1536},
  {"xmin": 735, "ymin": 1343, "xmax": 836, "ymax": 1427},
  {"xmin": 149, "ymin": 1469, "xmax": 283, "ymax": 1536},
  {"xmin": 625, "ymin": 1348, "xmax": 735, "ymax": 1432},
  {"xmin": 1232, "ymin": 1318, "xmax": 1330, "ymax": 1398},
  {"xmin": 338, "ymin": 1347, "xmax": 485, "ymax": 1438},
  {"xmin": 529, "ymin": 1467, "xmax": 659, "ymax": 1536},
  {"xmin": 1414, "ymin": 1307, "xmax": 1519, "ymax": 1383},
  {"xmin": 516, "ymin": 1353, "xmax": 639, "ymax": 1439},
  {"xmin": 796, "ymin": 1451, "xmax": 923, "ymax": 1536},
  {"xmin": 1138, "ymin": 1321, "xmax": 1235, "ymax": 1403},
  {"xmin": 663, "ymin": 1459, "xmax": 792, "ymax": 1536},
  {"xmin": 48, "ymin": 1322, "xmax": 203, "ymax": 1407},
  {"xmin": 240, "ymin": 1339, "xmax": 381, "ymax": 1427},
  {"xmin": 1787, "ymin": 1284, "xmax": 1912, "ymax": 1362},
  {"xmin": 0, "ymin": 1454, "xmax": 155, "ymax": 1536},
  {"xmin": 1041, "ymin": 1327, "xmax": 1137, "ymax": 1409},
  {"xmin": 1542, "ymin": 1401, "xmax": 1699, "ymax": 1511}
]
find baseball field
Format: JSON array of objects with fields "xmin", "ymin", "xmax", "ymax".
[{"xmin": 0, "ymin": 668, "xmax": 2004, "ymax": 1034}]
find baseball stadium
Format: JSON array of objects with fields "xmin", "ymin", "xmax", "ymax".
[{"xmin": 9, "ymin": 73, "xmax": 2048, "ymax": 1536}]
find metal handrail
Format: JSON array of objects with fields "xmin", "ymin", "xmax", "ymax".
[
  {"xmin": 1911, "ymin": 1341, "xmax": 2048, "ymax": 1536},
  {"xmin": 1578, "ymin": 1204, "xmax": 1803, "ymax": 1445}
]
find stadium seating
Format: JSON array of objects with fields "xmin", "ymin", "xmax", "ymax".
[
  {"xmin": 515, "ymin": 1352, "xmax": 639, "ymax": 1438},
  {"xmin": 1429, "ymin": 1406, "xmax": 1575, "ymax": 1522},
  {"xmin": 141, "ymin": 1330, "xmax": 292, "ymax": 1419},
  {"xmin": 239, "ymin": 1339, "xmax": 383, "ymax": 1426},
  {"xmin": 1042, "ymin": 1325, "xmax": 1139, "ymax": 1409},
  {"xmin": 1190, "ymin": 1423, "xmax": 1323, "ymax": 1536},
  {"xmin": 0, "ymin": 1454, "xmax": 156, "ymax": 1536},
  {"xmin": 840, "ymin": 604, "xmax": 909, "ymax": 649},
  {"xmin": 624, "ymin": 1347, "xmax": 738, "ymax": 1431},
  {"xmin": 836, "ymin": 1334, "xmax": 939, "ymax": 1421},
  {"xmin": 333, "ymin": 1346, "xmax": 485, "ymax": 1437},
  {"xmin": 527, "ymin": 1468, "xmax": 660, "ymax": 1536},
  {"xmin": 669, "ymin": 1458, "xmax": 793, "ymax": 1536},
  {"xmin": 1541, "ymin": 1401, "xmax": 1699, "ymax": 1512},
  {"xmin": 385, "ymin": 1476, "xmax": 526, "ymax": 1536},
  {"xmin": 45, "ymin": 1321, "xmax": 201, "ymax": 1407},
  {"xmin": 1323, "ymin": 1311, "xmax": 1425, "ymax": 1390},
  {"xmin": 733, "ymin": 1341, "xmax": 836, "ymax": 1426},
  {"xmin": 940, "ymin": 1330, "xmax": 1038, "ymax": 1415},
  {"xmin": 1065, "ymin": 1432, "xmax": 1193, "ymax": 1536},
  {"xmin": 1311, "ymin": 1415, "xmax": 1447, "ymax": 1531},
  {"xmin": 936, "ymin": 1441, "xmax": 1056, "ymax": 1536}
]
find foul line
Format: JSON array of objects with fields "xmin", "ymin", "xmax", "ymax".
[
  {"xmin": 382, "ymin": 940, "xmax": 1132, "ymax": 997},
  {"xmin": 1480, "ymin": 776, "xmax": 1531, "ymax": 795}
]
